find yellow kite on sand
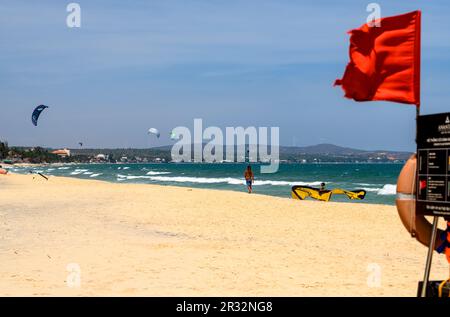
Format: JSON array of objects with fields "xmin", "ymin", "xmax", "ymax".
[{"xmin": 291, "ymin": 186, "xmax": 366, "ymax": 202}]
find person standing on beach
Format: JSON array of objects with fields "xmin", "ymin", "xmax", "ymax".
[
  {"xmin": 244, "ymin": 165, "xmax": 254, "ymax": 193},
  {"xmin": 320, "ymin": 182, "xmax": 326, "ymax": 192}
]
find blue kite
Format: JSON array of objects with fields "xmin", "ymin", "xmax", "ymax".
[{"xmin": 31, "ymin": 105, "xmax": 49, "ymax": 126}]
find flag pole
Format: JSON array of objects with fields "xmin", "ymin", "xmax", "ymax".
[
  {"xmin": 413, "ymin": 10, "xmax": 439, "ymax": 296},
  {"xmin": 417, "ymin": 103, "xmax": 439, "ymax": 297},
  {"xmin": 416, "ymin": 106, "xmax": 420, "ymax": 143}
]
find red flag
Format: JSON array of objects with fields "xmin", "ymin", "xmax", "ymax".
[{"xmin": 335, "ymin": 11, "xmax": 421, "ymax": 106}]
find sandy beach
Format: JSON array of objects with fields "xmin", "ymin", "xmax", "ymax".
[{"xmin": 0, "ymin": 173, "xmax": 448, "ymax": 296}]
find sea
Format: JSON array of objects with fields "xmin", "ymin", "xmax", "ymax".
[{"xmin": 8, "ymin": 163, "xmax": 401, "ymax": 205}]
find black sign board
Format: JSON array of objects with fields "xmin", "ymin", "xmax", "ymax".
[{"xmin": 416, "ymin": 112, "xmax": 450, "ymax": 217}]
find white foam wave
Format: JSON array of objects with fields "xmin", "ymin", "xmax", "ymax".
[
  {"xmin": 148, "ymin": 176, "xmax": 241, "ymax": 184},
  {"xmin": 90, "ymin": 173, "xmax": 102, "ymax": 178},
  {"xmin": 254, "ymin": 180, "xmax": 324, "ymax": 186},
  {"xmin": 117, "ymin": 174, "xmax": 152, "ymax": 180},
  {"xmin": 70, "ymin": 169, "xmax": 89, "ymax": 175},
  {"xmin": 362, "ymin": 184, "xmax": 396, "ymax": 195},
  {"xmin": 377, "ymin": 184, "xmax": 396, "ymax": 195},
  {"xmin": 117, "ymin": 174, "xmax": 324, "ymax": 186},
  {"xmin": 355, "ymin": 183, "xmax": 378, "ymax": 186},
  {"xmin": 58, "ymin": 167, "xmax": 71, "ymax": 170},
  {"xmin": 362, "ymin": 188, "xmax": 380, "ymax": 192},
  {"xmin": 146, "ymin": 171, "xmax": 171, "ymax": 175}
]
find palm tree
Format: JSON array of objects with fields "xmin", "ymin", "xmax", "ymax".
[{"xmin": 0, "ymin": 141, "xmax": 9, "ymax": 159}]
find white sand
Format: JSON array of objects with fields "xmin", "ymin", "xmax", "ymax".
[{"xmin": 0, "ymin": 173, "xmax": 448, "ymax": 296}]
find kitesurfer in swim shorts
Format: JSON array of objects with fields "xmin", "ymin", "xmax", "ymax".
[{"xmin": 244, "ymin": 165, "xmax": 254, "ymax": 193}]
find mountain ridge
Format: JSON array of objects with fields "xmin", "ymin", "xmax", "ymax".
[{"xmin": 66, "ymin": 143, "xmax": 412, "ymax": 163}]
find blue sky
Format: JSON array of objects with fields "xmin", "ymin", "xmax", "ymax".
[{"xmin": 1, "ymin": 0, "xmax": 449, "ymax": 151}]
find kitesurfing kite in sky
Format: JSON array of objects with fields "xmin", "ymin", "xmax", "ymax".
[
  {"xmin": 170, "ymin": 131, "xmax": 178, "ymax": 140},
  {"xmin": 31, "ymin": 105, "xmax": 49, "ymax": 126},
  {"xmin": 148, "ymin": 128, "xmax": 160, "ymax": 138}
]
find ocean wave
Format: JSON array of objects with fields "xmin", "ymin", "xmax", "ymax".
[
  {"xmin": 90, "ymin": 173, "xmax": 102, "ymax": 178},
  {"xmin": 254, "ymin": 180, "xmax": 324, "ymax": 186},
  {"xmin": 355, "ymin": 183, "xmax": 379, "ymax": 187},
  {"xmin": 117, "ymin": 174, "xmax": 152, "ymax": 180},
  {"xmin": 362, "ymin": 184, "xmax": 396, "ymax": 195},
  {"xmin": 156, "ymin": 176, "xmax": 244, "ymax": 184},
  {"xmin": 116, "ymin": 174, "xmax": 324, "ymax": 186},
  {"xmin": 361, "ymin": 188, "xmax": 380, "ymax": 192},
  {"xmin": 70, "ymin": 169, "xmax": 89, "ymax": 175},
  {"xmin": 58, "ymin": 167, "xmax": 71, "ymax": 170},
  {"xmin": 146, "ymin": 171, "xmax": 171, "ymax": 175},
  {"xmin": 148, "ymin": 176, "xmax": 244, "ymax": 184},
  {"xmin": 377, "ymin": 184, "xmax": 396, "ymax": 195}
]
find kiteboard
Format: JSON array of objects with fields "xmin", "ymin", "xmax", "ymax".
[{"xmin": 291, "ymin": 186, "xmax": 366, "ymax": 202}]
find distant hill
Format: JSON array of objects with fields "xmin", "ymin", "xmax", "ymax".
[
  {"xmin": 67, "ymin": 143, "xmax": 412, "ymax": 163},
  {"xmin": 278, "ymin": 143, "xmax": 411, "ymax": 162},
  {"xmin": 280, "ymin": 143, "xmax": 366, "ymax": 155}
]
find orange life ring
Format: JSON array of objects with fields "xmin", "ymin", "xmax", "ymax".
[{"xmin": 396, "ymin": 154, "xmax": 443, "ymax": 248}]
